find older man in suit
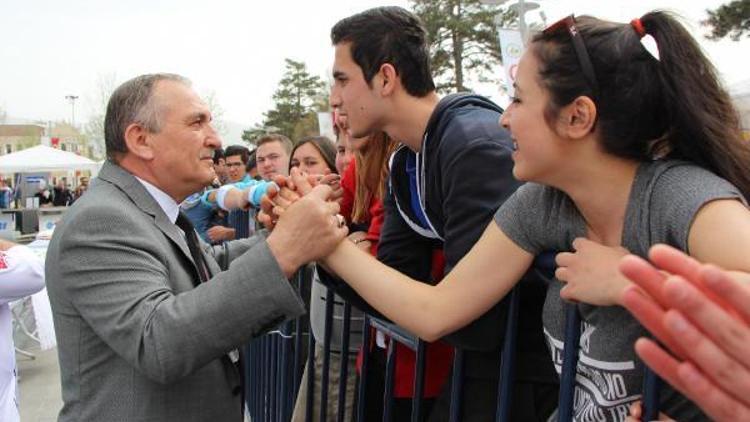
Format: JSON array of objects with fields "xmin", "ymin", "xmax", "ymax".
[{"xmin": 45, "ymin": 73, "xmax": 347, "ymax": 421}]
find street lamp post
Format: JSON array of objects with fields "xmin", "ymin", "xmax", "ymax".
[
  {"xmin": 479, "ymin": 0, "xmax": 540, "ymax": 42},
  {"xmin": 65, "ymin": 95, "xmax": 79, "ymax": 128}
]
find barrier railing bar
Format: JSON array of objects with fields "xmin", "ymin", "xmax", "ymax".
[
  {"xmin": 356, "ymin": 317, "xmax": 372, "ymax": 422},
  {"xmin": 273, "ymin": 336, "xmax": 280, "ymax": 421},
  {"xmin": 369, "ymin": 319, "xmax": 419, "ymax": 351},
  {"xmin": 284, "ymin": 329, "xmax": 291, "ymax": 422},
  {"xmin": 305, "ymin": 315, "xmax": 316, "ymax": 422},
  {"xmin": 267, "ymin": 336, "xmax": 272, "ymax": 421},
  {"xmin": 320, "ymin": 288, "xmax": 335, "ymax": 421},
  {"xmin": 558, "ymin": 303, "xmax": 581, "ymax": 422},
  {"xmin": 411, "ymin": 340, "xmax": 427, "ymax": 422},
  {"xmin": 496, "ymin": 286, "xmax": 521, "ymax": 422},
  {"xmin": 383, "ymin": 338, "xmax": 397, "ymax": 422},
  {"xmin": 642, "ymin": 368, "xmax": 661, "ymax": 421},
  {"xmin": 293, "ymin": 272, "xmax": 304, "ymax": 408},
  {"xmin": 337, "ymin": 303, "xmax": 353, "ymax": 422},
  {"xmin": 448, "ymin": 350, "xmax": 464, "ymax": 422}
]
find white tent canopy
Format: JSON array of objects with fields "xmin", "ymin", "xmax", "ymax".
[{"xmin": 0, "ymin": 145, "xmax": 99, "ymax": 173}]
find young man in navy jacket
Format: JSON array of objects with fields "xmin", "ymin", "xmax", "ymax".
[{"xmin": 327, "ymin": 6, "xmax": 558, "ymax": 421}]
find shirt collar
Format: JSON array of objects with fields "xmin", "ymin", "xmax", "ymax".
[{"xmin": 134, "ymin": 177, "xmax": 180, "ymax": 224}]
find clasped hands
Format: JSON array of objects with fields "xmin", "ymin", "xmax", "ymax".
[
  {"xmin": 258, "ymin": 168, "xmax": 343, "ymax": 230},
  {"xmin": 262, "ymin": 168, "xmax": 347, "ymax": 276}
]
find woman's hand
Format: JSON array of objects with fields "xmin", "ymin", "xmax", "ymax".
[
  {"xmin": 624, "ymin": 401, "xmax": 675, "ymax": 422},
  {"xmin": 347, "ymin": 231, "xmax": 372, "ymax": 253},
  {"xmin": 318, "ymin": 173, "xmax": 343, "ymax": 203},
  {"xmin": 555, "ymin": 238, "xmax": 630, "ymax": 306}
]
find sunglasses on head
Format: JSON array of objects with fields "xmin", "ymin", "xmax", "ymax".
[{"xmin": 543, "ymin": 14, "xmax": 599, "ymax": 100}]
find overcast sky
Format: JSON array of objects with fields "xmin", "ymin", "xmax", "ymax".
[{"xmin": 1, "ymin": 0, "xmax": 747, "ymax": 139}]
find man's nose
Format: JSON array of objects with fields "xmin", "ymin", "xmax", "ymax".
[{"xmin": 329, "ymin": 89, "xmax": 341, "ymax": 108}]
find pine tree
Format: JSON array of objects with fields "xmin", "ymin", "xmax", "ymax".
[
  {"xmin": 410, "ymin": 0, "xmax": 516, "ymax": 93},
  {"xmin": 703, "ymin": 0, "xmax": 750, "ymax": 41},
  {"xmin": 260, "ymin": 59, "xmax": 327, "ymax": 142}
]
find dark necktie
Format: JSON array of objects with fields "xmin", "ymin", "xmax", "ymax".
[{"xmin": 175, "ymin": 212, "xmax": 210, "ymax": 283}]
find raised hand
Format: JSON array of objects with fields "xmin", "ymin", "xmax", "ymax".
[{"xmin": 555, "ymin": 237, "xmax": 630, "ymax": 306}]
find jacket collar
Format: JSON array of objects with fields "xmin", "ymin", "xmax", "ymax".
[{"xmin": 96, "ymin": 161, "xmax": 204, "ymax": 276}]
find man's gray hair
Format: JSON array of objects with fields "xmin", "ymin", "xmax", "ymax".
[{"xmin": 104, "ymin": 73, "xmax": 190, "ymax": 162}]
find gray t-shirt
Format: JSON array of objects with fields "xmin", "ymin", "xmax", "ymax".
[{"xmin": 495, "ymin": 160, "xmax": 743, "ymax": 421}]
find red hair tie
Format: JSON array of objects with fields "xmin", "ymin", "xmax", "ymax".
[{"xmin": 631, "ymin": 18, "xmax": 646, "ymax": 38}]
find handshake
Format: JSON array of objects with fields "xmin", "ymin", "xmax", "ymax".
[
  {"xmin": 261, "ymin": 168, "xmax": 348, "ymax": 278},
  {"xmin": 258, "ymin": 168, "xmax": 343, "ymax": 230}
]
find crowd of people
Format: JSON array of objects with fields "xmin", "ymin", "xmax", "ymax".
[
  {"xmin": 34, "ymin": 5, "xmax": 750, "ymax": 422},
  {"xmin": 0, "ymin": 178, "xmax": 88, "ymax": 209}
]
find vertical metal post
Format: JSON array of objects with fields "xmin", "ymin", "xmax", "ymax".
[
  {"xmin": 270, "ymin": 336, "xmax": 278, "ymax": 422},
  {"xmin": 449, "ymin": 349, "xmax": 465, "ymax": 422},
  {"xmin": 641, "ymin": 368, "xmax": 661, "ymax": 421},
  {"xmin": 305, "ymin": 320, "xmax": 316, "ymax": 422},
  {"xmin": 411, "ymin": 340, "xmax": 427, "ymax": 422},
  {"xmin": 357, "ymin": 317, "xmax": 372, "ymax": 422},
  {"xmin": 558, "ymin": 303, "xmax": 581, "ymax": 422},
  {"xmin": 337, "ymin": 303, "xmax": 353, "ymax": 422},
  {"xmin": 383, "ymin": 339, "xmax": 397, "ymax": 422},
  {"xmin": 320, "ymin": 288, "xmax": 335, "ymax": 421},
  {"xmin": 496, "ymin": 286, "xmax": 521, "ymax": 422},
  {"xmin": 293, "ymin": 271, "xmax": 305, "ymax": 404}
]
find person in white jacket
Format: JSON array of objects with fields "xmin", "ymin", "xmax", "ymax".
[{"xmin": 0, "ymin": 239, "xmax": 45, "ymax": 422}]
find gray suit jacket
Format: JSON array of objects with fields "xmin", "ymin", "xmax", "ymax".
[{"xmin": 46, "ymin": 162, "xmax": 305, "ymax": 421}]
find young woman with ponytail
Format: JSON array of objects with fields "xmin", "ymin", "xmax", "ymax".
[{"xmin": 280, "ymin": 10, "xmax": 750, "ymax": 420}]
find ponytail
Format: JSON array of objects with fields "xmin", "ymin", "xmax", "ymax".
[
  {"xmin": 532, "ymin": 11, "xmax": 750, "ymax": 199},
  {"xmin": 640, "ymin": 11, "xmax": 750, "ymax": 199}
]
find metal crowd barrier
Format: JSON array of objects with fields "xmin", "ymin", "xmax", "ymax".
[{"xmin": 227, "ymin": 213, "xmax": 662, "ymax": 421}]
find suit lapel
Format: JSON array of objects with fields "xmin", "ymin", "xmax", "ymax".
[{"xmin": 97, "ymin": 162, "xmax": 196, "ymax": 272}]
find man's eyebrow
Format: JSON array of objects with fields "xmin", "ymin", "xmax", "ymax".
[
  {"xmin": 186, "ymin": 111, "xmax": 209, "ymax": 122},
  {"xmin": 332, "ymin": 70, "xmax": 346, "ymax": 79}
]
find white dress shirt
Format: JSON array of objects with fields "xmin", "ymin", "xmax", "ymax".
[{"xmin": 135, "ymin": 177, "xmax": 180, "ymax": 224}]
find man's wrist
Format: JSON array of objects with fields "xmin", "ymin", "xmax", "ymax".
[{"xmin": 266, "ymin": 231, "xmax": 300, "ymax": 278}]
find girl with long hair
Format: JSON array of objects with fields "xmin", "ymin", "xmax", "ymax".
[{"xmin": 300, "ymin": 11, "xmax": 750, "ymax": 420}]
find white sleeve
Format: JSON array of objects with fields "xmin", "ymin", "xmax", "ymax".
[
  {"xmin": 216, "ymin": 185, "xmax": 237, "ymax": 211},
  {"xmin": 0, "ymin": 245, "xmax": 45, "ymax": 305}
]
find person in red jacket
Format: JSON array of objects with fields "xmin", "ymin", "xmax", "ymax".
[{"xmin": 335, "ymin": 115, "xmax": 454, "ymax": 421}]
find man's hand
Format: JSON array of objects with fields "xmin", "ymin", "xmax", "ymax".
[
  {"xmin": 555, "ymin": 238, "xmax": 630, "ymax": 306},
  {"xmin": 206, "ymin": 226, "xmax": 236, "ymax": 243},
  {"xmin": 266, "ymin": 184, "xmax": 348, "ymax": 278}
]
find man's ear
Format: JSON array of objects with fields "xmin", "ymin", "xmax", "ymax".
[
  {"xmin": 557, "ymin": 95, "xmax": 597, "ymax": 139},
  {"xmin": 377, "ymin": 63, "xmax": 399, "ymax": 97},
  {"xmin": 123, "ymin": 123, "xmax": 156, "ymax": 160}
]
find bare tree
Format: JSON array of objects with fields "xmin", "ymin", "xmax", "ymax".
[
  {"xmin": 83, "ymin": 73, "xmax": 118, "ymax": 159},
  {"xmin": 201, "ymin": 91, "xmax": 228, "ymax": 138}
]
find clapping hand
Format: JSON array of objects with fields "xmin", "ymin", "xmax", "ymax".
[{"xmin": 619, "ymin": 245, "xmax": 750, "ymax": 421}]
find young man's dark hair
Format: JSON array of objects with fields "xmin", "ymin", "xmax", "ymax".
[
  {"xmin": 330, "ymin": 6, "xmax": 435, "ymax": 97},
  {"xmin": 224, "ymin": 145, "xmax": 250, "ymax": 165},
  {"xmin": 212, "ymin": 147, "xmax": 225, "ymax": 164},
  {"xmin": 246, "ymin": 150, "xmax": 257, "ymax": 174}
]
